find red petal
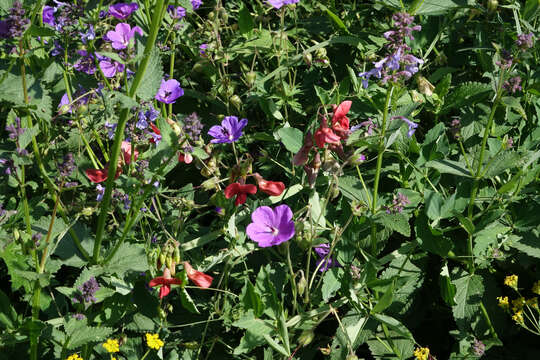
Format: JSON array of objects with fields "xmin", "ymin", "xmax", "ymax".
[
  {"xmin": 121, "ymin": 141, "xmax": 139, "ymax": 164},
  {"xmin": 224, "ymin": 183, "xmax": 241, "ymax": 199},
  {"xmin": 150, "ymin": 123, "xmax": 161, "ymax": 135},
  {"xmin": 240, "ymin": 184, "xmax": 258, "ymax": 195},
  {"xmin": 258, "ymin": 180, "xmax": 285, "ymax": 196},
  {"xmin": 149, "ymin": 276, "xmax": 167, "ymax": 287},
  {"xmin": 333, "ymin": 101, "xmax": 352, "ymax": 119},
  {"xmin": 184, "ymin": 262, "xmax": 213, "ymax": 288},
  {"xmin": 159, "ymin": 284, "xmax": 171, "ymax": 299},
  {"xmin": 86, "ymin": 168, "xmax": 108, "ymax": 183},
  {"xmin": 235, "ymin": 193, "xmax": 247, "ymax": 206},
  {"xmin": 178, "ymin": 153, "xmax": 193, "ymax": 164}
]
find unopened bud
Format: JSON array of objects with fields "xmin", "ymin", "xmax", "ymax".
[
  {"xmin": 298, "ymin": 330, "xmax": 315, "ymax": 347},
  {"xmin": 174, "ymin": 246, "xmax": 181, "ymax": 263},
  {"xmin": 81, "ymin": 207, "xmax": 94, "ymax": 216},
  {"xmin": 230, "ymin": 95, "xmax": 242, "ymax": 110},
  {"xmin": 303, "ymin": 52, "xmax": 312, "ymax": 66},
  {"xmin": 297, "ymin": 272, "xmax": 307, "ymax": 296},
  {"xmin": 487, "ymin": 0, "xmax": 498, "ymax": 13},
  {"xmin": 245, "ymin": 71, "xmax": 256, "ymax": 86}
]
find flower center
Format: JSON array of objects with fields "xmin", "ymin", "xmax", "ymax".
[{"xmin": 268, "ymin": 226, "xmax": 279, "ymax": 236}]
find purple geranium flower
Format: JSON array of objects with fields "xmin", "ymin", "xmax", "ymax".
[
  {"xmin": 105, "ymin": 23, "xmax": 143, "ymax": 50},
  {"xmin": 392, "ymin": 116, "xmax": 418, "ymax": 137},
  {"xmin": 43, "ymin": 5, "xmax": 55, "ymax": 26},
  {"xmin": 314, "ymin": 244, "xmax": 341, "ymax": 272},
  {"xmin": 155, "ymin": 79, "xmax": 184, "ymax": 104},
  {"xmin": 246, "ymin": 205, "xmax": 295, "ymax": 247},
  {"xmin": 191, "ymin": 0, "xmax": 202, "ymax": 10},
  {"xmin": 208, "ymin": 116, "xmax": 247, "ymax": 144},
  {"xmin": 267, "ymin": 0, "xmax": 300, "ymax": 9},
  {"xmin": 108, "ymin": 2, "xmax": 139, "ymax": 20},
  {"xmin": 168, "ymin": 5, "xmax": 186, "ymax": 19},
  {"xmin": 99, "ymin": 56, "xmax": 125, "ymax": 77}
]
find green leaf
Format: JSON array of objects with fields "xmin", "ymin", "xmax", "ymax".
[
  {"xmin": 331, "ymin": 312, "xmax": 376, "ymax": 360},
  {"xmin": 508, "ymin": 234, "xmax": 540, "ymax": 258},
  {"xmin": 104, "ymin": 243, "xmax": 148, "ymax": 276},
  {"xmin": 502, "ymin": 96, "xmax": 527, "ymax": 120},
  {"xmin": 451, "ymin": 271, "xmax": 484, "ymax": 332},
  {"xmin": 27, "ymin": 24, "xmax": 56, "ymax": 37},
  {"xmin": 65, "ymin": 318, "xmax": 113, "ymax": 349},
  {"xmin": 241, "ymin": 280, "xmax": 263, "ymax": 317},
  {"xmin": 238, "ymin": 3, "xmax": 254, "ymax": 34},
  {"xmin": 233, "ymin": 311, "xmax": 274, "ymax": 355},
  {"xmin": 135, "ymin": 48, "xmax": 163, "ymax": 101},
  {"xmin": 412, "ymin": 0, "xmax": 468, "ymax": 15},
  {"xmin": 374, "ymin": 213, "xmax": 411, "ymax": 237},
  {"xmin": 321, "ymin": 268, "xmax": 342, "ymax": 302},
  {"xmin": 441, "ymin": 81, "xmax": 491, "ymax": 114},
  {"xmin": 325, "ymin": 8, "xmax": 348, "ymax": 33},
  {"xmin": 179, "ymin": 288, "xmax": 200, "ymax": 314},
  {"xmin": 426, "ymin": 159, "xmax": 472, "ymax": 177},
  {"xmin": 276, "ymin": 126, "xmax": 303, "ymax": 153},
  {"xmin": 372, "ymin": 282, "xmax": 394, "ymax": 313},
  {"xmin": 415, "ymin": 212, "xmax": 453, "ymax": 257},
  {"xmin": 523, "ymin": 0, "xmax": 540, "ymax": 20},
  {"xmin": 0, "ymin": 289, "xmax": 18, "ymax": 329},
  {"xmin": 309, "ymin": 191, "xmax": 326, "ymax": 229},
  {"xmin": 338, "ymin": 176, "xmax": 371, "ymax": 205},
  {"xmin": 483, "ymin": 151, "xmax": 521, "ymax": 177},
  {"xmin": 439, "ymin": 265, "xmax": 456, "ymax": 306}
]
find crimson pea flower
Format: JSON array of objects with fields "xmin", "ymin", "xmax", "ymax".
[
  {"xmin": 331, "ymin": 100, "xmax": 351, "ymax": 139},
  {"xmin": 86, "ymin": 142, "xmax": 137, "ymax": 183},
  {"xmin": 314, "ymin": 118, "xmax": 341, "ymax": 149},
  {"xmin": 253, "ymin": 173, "xmax": 285, "ymax": 196},
  {"xmin": 224, "ymin": 183, "xmax": 257, "ymax": 206},
  {"xmin": 246, "ymin": 205, "xmax": 295, "ymax": 247},
  {"xmin": 155, "ymin": 79, "xmax": 184, "ymax": 104},
  {"xmin": 148, "ymin": 268, "xmax": 182, "ymax": 299},
  {"xmin": 105, "ymin": 23, "xmax": 143, "ymax": 50},
  {"xmin": 149, "ymin": 123, "xmax": 162, "ymax": 144},
  {"xmin": 178, "ymin": 153, "xmax": 193, "ymax": 164},
  {"xmin": 108, "ymin": 2, "xmax": 139, "ymax": 20},
  {"xmin": 183, "ymin": 262, "xmax": 213, "ymax": 288},
  {"xmin": 293, "ymin": 131, "xmax": 313, "ymax": 166}
]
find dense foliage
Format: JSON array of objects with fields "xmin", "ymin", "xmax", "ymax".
[{"xmin": 1, "ymin": 0, "xmax": 540, "ymax": 359}]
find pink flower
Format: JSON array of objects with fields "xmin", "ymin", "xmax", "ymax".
[
  {"xmin": 105, "ymin": 23, "xmax": 143, "ymax": 50},
  {"xmin": 314, "ymin": 118, "xmax": 341, "ymax": 148},
  {"xmin": 331, "ymin": 100, "xmax": 351, "ymax": 139},
  {"xmin": 247, "ymin": 205, "xmax": 295, "ymax": 247},
  {"xmin": 254, "ymin": 173, "xmax": 285, "ymax": 196}
]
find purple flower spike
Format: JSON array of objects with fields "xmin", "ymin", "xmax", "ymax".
[
  {"xmin": 208, "ymin": 116, "xmax": 247, "ymax": 144},
  {"xmin": 105, "ymin": 23, "xmax": 143, "ymax": 50},
  {"xmin": 43, "ymin": 5, "xmax": 55, "ymax": 26},
  {"xmin": 247, "ymin": 205, "xmax": 295, "ymax": 247},
  {"xmin": 108, "ymin": 2, "xmax": 139, "ymax": 20},
  {"xmin": 392, "ymin": 116, "xmax": 418, "ymax": 137},
  {"xmin": 155, "ymin": 79, "xmax": 184, "ymax": 104},
  {"xmin": 314, "ymin": 244, "xmax": 341, "ymax": 272}
]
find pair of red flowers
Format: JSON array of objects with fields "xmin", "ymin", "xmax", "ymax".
[
  {"xmin": 224, "ymin": 173, "xmax": 286, "ymax": 206},
  {"xmin": 314, "ymin": 100, "xmax": 351, "ymax": 148},
  {"xmin": 86, "ymin": 141, "xmax": 139, "ymax": 183},
  {"xmin": 149, "ymin": 262, "xmax": 213, "ymax": 299}
]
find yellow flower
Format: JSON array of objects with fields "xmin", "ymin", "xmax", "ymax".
[
  {"xmin": 497, "ymin": 296, "xmax": 509, "ymax": 309},
  {"xmin": 504, "ymin": 275, "xmax": 518, "ymax": 289},
  {"xmin": 413, "ymin": 347, "xmax": 430, "ymax": 360},
  {"xmin": 103, "ymin": 338, "xmax": 120, "ymax": 353},
  {"xmin": 532, "ymin": 281, "xmax": 540, "ymax": 295},
  {"xmin": 146, "ymin": 333, "xmax": 164, "ymax": 350},
  {"xmin": 526, "ymin": 297, "xmax": 538, "ymax": 308},
  {"xmin": 66, "ymin": 354, "xmax": 83, "ymax": 360},
  {"xmin": 512, "ymin": 297, "xmax": 525, "ymax": 312},
  {"xmin": 512, "ymin": 310, "xmax": 524, "ymax": 323}
]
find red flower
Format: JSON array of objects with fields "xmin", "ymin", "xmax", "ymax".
[
  {"xmin": 224, "ymin": 183, "xmax": 257, "ymax": 206},
  {"xmin": 86, "ymin": 141, "xmax": 137, "ymax": 183},
  {"xmin": 314, "ymin": 118, "xmax": 341, "ymax": 149},
  {"xmin": 293, "ymin": 131, "xmax": 314, "ymax": 166},
  {"xmin": 331, "ymin": 101, "xmax": 351, "ymax": 139},
  {"xmin": 148, "ymin": 268, "xmax": 182, "ymax": 299},
  {"xmin": 254, "ymin": 173, "xmax": 285, "ymax": 196},
  {"xmin": 149, "ymin": 123, "xmax": 161, "ymax": 144},
  {"xmin": 184, "ymin": 262, "xmax": 213, "ymax": 288},
  {"xmin": 178, "ymin": 153, "xmax": 193, "ymax": 164},
  {"xmin": 120, "ymin": 141, "xmax": 139, "ymax": 164}
]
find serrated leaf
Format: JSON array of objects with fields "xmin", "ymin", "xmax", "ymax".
[
  {"xmin": 321, "ymin": 268, "xmax": 342, "ymax": 302},
  {"xmin": 451, "ymin": 272, "xmax": 484, "ymax": 332},
  {"xmin": 483, "ymin": 151, "xmax": 521, "ymax": 177},
  {"xmin": 179, "ymin": 288, "xmax": 200, "ymax": 314},
  {"xmin": 338, "ymin": 176, "xmax": 371, "ymax": 205},
  {"xmin": 441, "ymin": 81, "xmax": 491, "ymax": 114},
  {"xmin": 65, "ymin": 318, "xmax": 113, "ymax": 349},
  {"xmin": 135, "ymin": 48, "xmax": 163, "ymax": 101},
  {"xmin": 105, "ymin": 243, "xmax": 148, "ymax": 276},
  {"xmin": 276, "ymin": 126, "xmax": 303, "ymax": 153},
  {"xmin": 374, "ymin": 213, "xmax": 411, "ymax": 237},
  {"xmin": 415, "ymin": 212, "xmax": 453, "ymax": 257},
  {"xmin": 508, "ymin": 234, "xmax": 540, "ymax": 258},
  {"xmin": 426, "ymin": 159, "xmax": 472, "ymax": 177}
]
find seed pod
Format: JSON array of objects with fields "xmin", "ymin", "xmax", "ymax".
[
  {"xmin": 298, "ymin": 330, "xmax": 315, "ymax": 347},
  {"xmin": 245, "ymin": 71, "xmax": 256, "ymax": 86},
  {"xmin": 159, "ymin": 253, "xmax": 166, "ymax": 268},
  {"xmin": 174, "ymin": 246, "xmax": 181, "ymax": 263},
  {"xmin": 166, "ymin": 257, "xmax": 173, "ymax": 271},
  {"xmin": 230, "ymin": 95, "xmax": 242, "ymax": 110},
  {"xmin": 297, "ymin": 272, "xmax": 307, "ymax": 296}
]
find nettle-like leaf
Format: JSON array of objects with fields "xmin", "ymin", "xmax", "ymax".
[
  {"xmin": 440, "ymin": 81, "xmax": 492, "ymax": 114},
  {"xmin": 64, "ymin": 318, "xmax": 113, "ymax": 349},
  {"xmin": 135, "ymin": 48, "xmax": 163, "ymax": 101},
  {"xmin": 451, "ymin": 270, "xmax": 484, "ymax": 333},
  {"xmin": 374, "ymin": 212, "xmax": 411, "ymax": 237}
]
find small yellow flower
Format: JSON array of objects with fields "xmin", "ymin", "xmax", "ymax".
[
  {"xmin": 413, "ymin": 347, "xmax": 430, "ymax": 360},
  {"xmin": 532, "ymin": 281, "xmax": 540, "ymax": 295},
  {"xmin": 512, "ymin": 297, "xmax": 525, "ymax": 312},
  {"xmin": 526, "ymin": 297, "xmax": 538, "ymax": 308},
  {"xmin": 66, "ymin": 354, "xmax": 83, "ymax": 360},
  {"xmin": 146, "ymin": 333, "xmax": 164, "ymax": 350},
  {"xmin": 103, "ymin": 338, "xmax": 120, "ymax": 353},
  {"xmin": 497, "ymin": 296, "xmax": 509, "ymax": 309},
  {"xmin": 512, "ymin": 310, "xmax": 524, "ymax": 323},
  {"xmin": 504, "ymin": 274, "xmax": 518, "ymax": 289}
]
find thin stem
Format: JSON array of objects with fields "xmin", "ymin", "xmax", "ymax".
[
  {"xmin": 93, "ymin": 0, "xmax": 167, "ymax": 263},
  {"xmin": 285, "ymin": 241, "xmax": 298, "ymax": 313}
]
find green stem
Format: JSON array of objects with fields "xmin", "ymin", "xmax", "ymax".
[
  {"xmin": 285, "ymin": 241, "xmax": 298, "ymax": 314},
  {"xmin": 370, "ymin": 85, "xmax": 394, "ymax": 255},
  {"xmin": 168, "ymin": 31, "xmax": 176, "ymax": 118},
  {"xmin": 93, "ymin": 0, "xmax": 167, "ymax": 264}
]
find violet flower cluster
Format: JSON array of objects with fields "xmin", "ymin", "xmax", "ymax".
[
  {"xmin": 73, "ymin": 277, "xmax": 100, "ymax": 304},
  {"xmin": 358, "ymin": 13, "xmax": 423, "ymax": 88},
  {"xmin": 0, "ymin": 1, "xmax": 30, "ymax": 39}
]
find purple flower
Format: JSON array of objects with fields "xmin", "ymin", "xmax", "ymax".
[
  {"xmin": 96, "ymin": 184, "xmax": 105, "ymax": 201},
  {"xmin": 155, "ymin": 79, "xmax": 184, "ymax": 104},
  {"xmin": 314, "ymin": 244, "xmax": 341, "ymax": 272},
  {"xmin": 503, "ymin": 76, "xmax": 522, "ymax": 94},
  {"xmin": 392, "ymin": 116, "xmax": 418, "ymax": 137},
  {"xmin": 108, "ymin": 2, "xmax": 139, "ymax": 20},
  {"xmin": 77, "ymin": 277, "xmax": 100, "ymax": 303},
  {"xmin": 72, "ymin": 313, "xmax": 85, "ymax": 320},
  {"xmin": 208, "ymin": 116, "xmax": 247, "ymax": 143},
  {"xmin": 58, "ymin": 93, "xmax": 71, "ymax": 113},
  {"xmin": 43, "ymin": 5, "xmax": 56, "ymax": 26},
  {"xmin": 246, "ymin": 205, "xmax": 295, "ymax": 247},
  {"xmin": 168, "ymin": 5, "xmax": 186, "ymax": 19},
  {"xmin": 99, "ymin": 57, "xmax": 125, "ymax": 77},
  {"xmin": 105, "ymin": 23, "xmax": 143, "ymax": 50},
  {"xmin": 105, "ymin": 122, "xmax": 117, "ymax": 139},
  {"xmin": 80, "ymin": 24, "xmax": 95, "ymax": 44},
  {"xmin": 199, "ymin": 43, "xmax": 208, "ymax": 55},
  {"xmin": 191, "ymin": 0, "xmax": 203, "ymax": 10},
  {"xmin": 516, "ymin": 32, "xmax": 534, "ymax": 50},
  {"xmin": 137, "ymin": 111, "xmax": 149, "ymax": 129},
  {"xmin": 183, "ymin": 112, "xmax": 203, "ymax": 140},
  {"xmin": 6, "ymin": 117, "xmax": 25, "ymax": 140},
  {"xmin": 73, "ymin": 50, "xmax": 96, "ymax": 75},
  {"xmin": 267, "ymin": 0, "xmax": 300, "ymax": 9}
]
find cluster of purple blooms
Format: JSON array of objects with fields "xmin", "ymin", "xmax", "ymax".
[
  {"xmin": 358, "ymin": 13, "xmax": 423, "ymax": 88},
  {"xmin": 73, "ymin": 277, "xmax": 100, "ymax": 304},
  {"xmin": 503, "ymin": 76, "xmax": 522, "ymax": 94},
  {"xmin": 0, "ymin": 1, "xmax": 29, "ymax": 38},
  {"xmin": 183, "ymin": 113, "xmax": 204, "ymax": 141},
  {"xmin": 137, "ymin": 104, "xmax": 160, "ymax": 130},
  {"xmin": 58, "ymin": 153, "xmax": 76, "ymax": 178},
  {"xmin": 43, "ymin": 1, "xmax": 84, "ymax": 33},
  {"xmin": 385, "ymin": 192, "xmax": 410, "ymax": 214},
  {"xmin": 5, "ymin": 117, "xmax": 27, "ymax": 155}
]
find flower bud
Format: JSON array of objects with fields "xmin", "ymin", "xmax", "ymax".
[
  {"xmin": 201, "ymin": 177, "xmax": 219, "ymax": 191},
  {"xmin": 230, "ymin": 95, "xmax": 242, "ymax": 110},
  {"xmin": 347, "ymin": 151, "xmax": 366, "ymax": 166},
  {"xmin": 158, "ymin": 308, "xmax": 167, "ymax": 320},
  {"xmin": 81, "ymin": 207, "xmax": 94, "ymax": 216},
  {"xmin": 297, "ymin": 272, "xmax": 307, "ymax": 296},
  {"xmin": 245, "ymin": 71, "xmax": 256, "ymax": 86},
  {"xmin": 298, "ymin": 330, "xmax": 315, "ymax": 347},
  {"xmin": 487, "ymin": 0, "xmax": 498, "ymax": 13},
  {"xmin": 303, "ymin": 52, "xmax": 312, "ymax": 66},
  {"xmin": 174, "ymin": 246, "xmax": 181, "ymax": 264}
]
